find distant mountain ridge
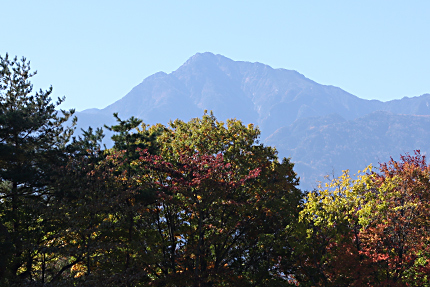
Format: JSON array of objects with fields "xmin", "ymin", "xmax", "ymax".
[
  {"xmin": 266, "ymin": 111, "xmax": 430, "ymax": 189},
  {"xmin": 76, "ymin": 52, "xmax": 430, "ymax": 189}
]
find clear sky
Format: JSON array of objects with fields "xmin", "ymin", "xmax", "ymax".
[{"xmin": 3, "ymin": 1, "xmax": 429, "ymax": 111}]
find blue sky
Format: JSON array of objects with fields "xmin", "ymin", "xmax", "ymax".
[{"xmin": 3, "ymin": 1, "xmax": 429, "ymax": 111}]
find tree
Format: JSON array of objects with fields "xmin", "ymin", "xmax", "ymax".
[
  {"xmin": 112, "ymin": 113, "xmax": 303, "ymax": 286},
  {"xmin": 0, "ymin": 54, "xmax": 303, "ymax": 285},
  {"xmin": 358, "ymin": 151, "xmax": 430, "ymax": 285},
  {"xmin": 0, "ymin": 53, "xmax": 76, "ymax": 284},
  {"xmin": 298, "ymin": 151, "xmax": 430, "ymax": 286},
  {"xmin": 65, "ymin": 113, "xmax": 302, "ymax": 286},
  {"xmin": 296, "ymin": 169, "xmax": 376, "ymax": 286}
]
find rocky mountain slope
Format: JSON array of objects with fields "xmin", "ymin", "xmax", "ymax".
[{"xmin": 75, "ymin": 52, "xmax": 430, "ymax": 189}]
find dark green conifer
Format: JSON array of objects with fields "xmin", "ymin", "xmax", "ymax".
[{"xmin": 0, "ymin": 53, "xmax": 76, "ymax": 284}]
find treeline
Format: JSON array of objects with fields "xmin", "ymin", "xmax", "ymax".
[{"xmin": 1, "ymin": 55, "xmax": 429, "ymax": 286}]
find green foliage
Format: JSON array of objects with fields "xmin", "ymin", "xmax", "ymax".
[
  {"xmin": 36, "ymin": 111, "xmax": 300, "ymax": 286},
  {"xmin": 0, "ymin": 53, "xmax": 76, "ymax": 285},
  {"xmin": 10, "ymin": 53, "xmax": 430, "ymax": 286},
  {"xmin": 298, "ymin": 151, "xmax": 430, "ymax": 286},
  {"xmin": 58, "ymin": 112, "xmax": 301, "ymax": 286},
  {"xmin": 137, "ymin": 112, "xmax": 302, "ymax": 285}
]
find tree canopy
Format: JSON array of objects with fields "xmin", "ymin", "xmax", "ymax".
[
  {"xmin": 298, "ymin": 151, "xmax": 430, "ymax": 286},
  {"xmin": 0, "ymin": 54, "xmax": 76, "ymax": 285},
  {"xmin": 2, "ymin": 53, "xmax": 430, "ymax": 286}
]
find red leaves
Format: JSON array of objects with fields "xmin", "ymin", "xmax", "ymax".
[
  {"xmin": 98, "ymin": 142, "xmax": 294, "ymax": 285},
  {"xmin": 134, "ymin": 148, "xmax": 261, "ymax": 198},
  {"xmin": 299, "ymin": 150, "xmax": 430, "ymax": 286},
  {"xmin": 360, "ymin": 151, "xmax": 430, "ymax": 284}
]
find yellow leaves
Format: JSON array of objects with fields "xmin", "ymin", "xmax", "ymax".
[
  {"xmin": 104, "ymin": 214, "xmax": 115, "ymax": 222},
  {"xmin": 301, "ymin": 166, "xmax": 376, "ymax": 230},
  {"xmin": 71, "ymin": 262, "xmax": 87, "ymax": 278},
  {"xmin": 130, "ymin": 161, "xmax": 138, "ymax": 167},
  {"xmin": 129, "ymin": 198, "xmax": 135, "ymax": 206}
]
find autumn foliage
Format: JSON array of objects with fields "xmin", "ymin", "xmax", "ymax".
[
  {"xmin": 299, "ymin": 151, "xmax": 430, "ymax": 286},
  {"xmin": 2, "ymin": 53, "xmax": 430, "ymax": 286}
]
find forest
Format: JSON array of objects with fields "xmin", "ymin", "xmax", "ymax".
[{"xmin": 1, "ymin": 55, "xmax": 430, "ymax": 286}]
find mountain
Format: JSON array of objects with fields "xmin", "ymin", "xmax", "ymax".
[
  {"xmin": 266, "ymin": 112, "xmax": 430, "ymax": 189},
  {"xmin": 75, "ymin": 52, "xmax": 430, "ymax": 189}
]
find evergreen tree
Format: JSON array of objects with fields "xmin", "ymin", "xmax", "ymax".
[{"xmin": 0, "ymin": 53, "xmax": 76, "ymax": 284}]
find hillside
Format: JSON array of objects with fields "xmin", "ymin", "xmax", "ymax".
[{"xmin": 75, "ymin": 52, "xmax": 430, "ymax": 189}]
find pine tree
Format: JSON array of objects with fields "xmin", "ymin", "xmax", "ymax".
[{"xmin": 0, "ymin": 53, "xmax": 76, "ymax": 283}]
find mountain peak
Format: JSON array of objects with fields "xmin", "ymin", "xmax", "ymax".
[
  {"xmin": 181, "ymin": 52, "xmax": 232, "ymax": 67},
  {"xmin": 74, "ymin": 53, "xmax": 430, "ymax": 190},
  {"xmin": 145, "ymin": 71, "xmax": 167, "ymax": 81}
]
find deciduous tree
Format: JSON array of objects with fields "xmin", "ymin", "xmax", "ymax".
[
  {"xmin": 299, "ymin": 151, "xmax": 430, "ymax": 286},
  {"xmin": 82, "ymin": 113, "xmax": 302, "ymax": 286}
]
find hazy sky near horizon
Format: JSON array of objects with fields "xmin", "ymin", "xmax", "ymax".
[{"xmin": 3, "ymin": 1, "xmax": 429, "ymax": 111}]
